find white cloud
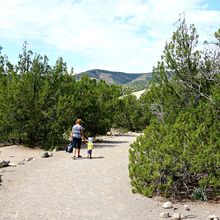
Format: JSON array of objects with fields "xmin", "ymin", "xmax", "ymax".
[{"xmin": 0, "ymin": 0, "xmax": 219, "ymax": 73}]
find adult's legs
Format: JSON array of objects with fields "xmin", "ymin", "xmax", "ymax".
[
  {"xmin": 72, "ymin": 138, "xmax": 77, "ymax": 158},
  {"xmin": 76, "ymin": 138, "xmax": 82, "ymax": 157},
  {"xmin": 73, "ymin": 148, "xmax": 77, "ymax": 158},
  {"xmin": 77, "ymin": 148, "xmax": 81, "ymax": 157}
]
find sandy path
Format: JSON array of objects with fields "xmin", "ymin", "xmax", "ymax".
[{"xmin": 0, "ymin": 133, "xmax": 220, "ymax": 220}]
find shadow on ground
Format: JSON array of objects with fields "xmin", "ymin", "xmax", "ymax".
[
  {"xmin": 72, "ymin": 156, "xmax": 104, "ymax": 160},
  {"xmin": 94, "ymin": 140, "xmax": 130, "ymax": 149}
]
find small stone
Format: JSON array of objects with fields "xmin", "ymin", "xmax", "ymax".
[
  {"xmin": 213, "ymin": 218, "xmax": 219, "ymax": 220},
  {"xmin": 0, "ymin": 160, "xmax": 10, "ymax": 168},
  {"xmin": 163, "ymin": 201, "xmax": 173, "ymax": 209},
  {"xmin": 41, "ymin": 151, "xmax": 53, "ymax": 158},
  {"xmin": 18, "ymin": 161, "xmax": 25, "ymax": 165},
  {"xmin": 106, "ymin": 131, "xmax": 112, "ymax": 136},
  {"xmin": 41, "ymin": 152, "xmax": 49, "ymax": 158},
  {"xmin": 160, "ymin": 212, "xmax": 170, "ymax": 218},
  {"xmin": 171, "ymin": 213, "xmax": 181, "ymax": 220},
  {"xmin": 41, "ymin": 152, "xmax": 48, "ymax": 158},
  {"xmin": 180, "ymin": 213, "xmax": 186, "ymax": 219},
  {"xmin": 9, "ymin": 163, "xmax": 16, "ymax": 167},
  {"xmin": 184, "ymin": 204, "xmax": 190, "ymax": 211},
  {"xmin": 26, "ymin": 157, "xmax": 33, "ymax": 161},
  {"xmin": 208, "ymin": 215, "xmax": 217, "ymax": 220}
]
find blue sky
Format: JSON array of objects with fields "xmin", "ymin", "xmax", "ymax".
[{"xmin": 0, "ymin": 0, "xmax": 219, "ymax": 73}]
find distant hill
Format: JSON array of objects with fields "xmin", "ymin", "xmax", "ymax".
[{"xmin": 75, "ymin": 69, "xmax": 152, "ymax": 85}]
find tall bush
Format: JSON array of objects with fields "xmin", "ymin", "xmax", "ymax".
[
  {"xmin": 0, "ymin": 44, "xmax": 121, "ymax": 148},
  {"xmin": 129, "ymin": 18, "xmax": 220, "ymax": 199}
]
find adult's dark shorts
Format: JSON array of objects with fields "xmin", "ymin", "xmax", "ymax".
[{"xmin": 72, "ymin": 137, "xmax": 82, "ymax": 149}]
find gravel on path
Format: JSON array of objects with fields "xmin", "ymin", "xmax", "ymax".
[{"xmin": 0, "ymin": 133, "xmax": 219, "ymax": 220}]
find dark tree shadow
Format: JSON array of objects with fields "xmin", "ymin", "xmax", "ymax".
[
  {"xmin": 72, "ymin": 156, "xmax": 104, "ymax": 160},
  {"xmin": 99, "ymin": 140, "xmax": 129, "ymax": 144},
  {"xmin": 114, "ymin": 134, "xmax": 140, "ymax": 137},
  {"xmin": 94, "ymin": 141, "xmax": 130, "ymax": 148}
]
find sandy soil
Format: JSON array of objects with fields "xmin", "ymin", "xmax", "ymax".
[
  {"xmin": 0, "ymin": 133, "xmax": 219, "ymax": 220},
  {"xmin": 132, "ymin": 89, "xmax": 146, "ymax": 99}
]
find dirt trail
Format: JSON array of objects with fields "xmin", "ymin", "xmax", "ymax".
[{"xmin": 0, "ymin": 133, "xmax": 219, "ymax": 220}]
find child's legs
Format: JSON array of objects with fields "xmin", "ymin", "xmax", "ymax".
[{"xmin": 87, "ymin": 150, "xmax": 92, "ymax": 158}]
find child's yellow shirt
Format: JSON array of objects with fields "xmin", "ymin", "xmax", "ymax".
[{"xmin": 87, "ymin": 142, "xmax": 93, "ymax": 150}]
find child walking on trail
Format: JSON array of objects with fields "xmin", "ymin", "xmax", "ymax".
[{"xmin": 87, "ymin": 137, "xmax": 94, "ymax": 159}]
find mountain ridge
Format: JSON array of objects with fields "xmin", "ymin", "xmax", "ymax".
[{"xmin": 75, "ymin": 69, "xmax": 152, "ymax": 85}]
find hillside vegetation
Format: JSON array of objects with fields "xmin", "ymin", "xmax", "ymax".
[{"xmin": 76, "ymin": 69, "xmax": 152, "ymax": 86}]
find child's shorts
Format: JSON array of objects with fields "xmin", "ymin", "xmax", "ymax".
[{"xmin": 87, "ymin": 150, "xmax": 92, "ymax": 155}]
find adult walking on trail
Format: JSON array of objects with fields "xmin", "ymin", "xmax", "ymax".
[{"xmin": 70, "ymin": 118, "xmax": 85, "ymax": 159}]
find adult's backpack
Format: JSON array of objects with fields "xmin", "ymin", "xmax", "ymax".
[{"xmin": 65, "ymin": 143, "xmax": 73, "ymax": 153}]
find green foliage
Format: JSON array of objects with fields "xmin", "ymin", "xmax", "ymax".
[
  {"xmin": 122, "ymin": 80, "xmax": 149, "ymax": 94},
  {"xmin": 113, "ymin": 94, "xmax": 146, "ymax": 131},
  {"xmin": 0, "ymin": 44, "xmax": 121, "ymax": 149},
  {"xmin": 192, "ymin": 187, "xmax": 207, "ymax": 201},
  {"xmin": 129, "ymin": 17, "xmax": 220, "ymax": 200},
  {"xmin": 130, "ymin": 102, "xmax": 220, "ymax": 198}
]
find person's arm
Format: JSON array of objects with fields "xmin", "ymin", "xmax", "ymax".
[
  {"xmin": 81, "ymin": 127, "xmax": 86, "ymax": 142},
  {"xmin": 69, "ymin": 127, "xmax": 74, "ymax": 141}
]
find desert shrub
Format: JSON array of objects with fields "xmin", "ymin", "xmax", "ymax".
[
  {"xmin": 129, "ymin": 18, "xmax": 220, "ymax": 199},
  {"xmin": 192, "ymin": 187, "xmax": 207, "ymax": 201},
  {"xmin": 129, "ymin": 102, "xmax": 220, "ymax": 198},
  {"xmin": 0, "ymin": 43, "xmax": 121, "ymax": 148}
]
